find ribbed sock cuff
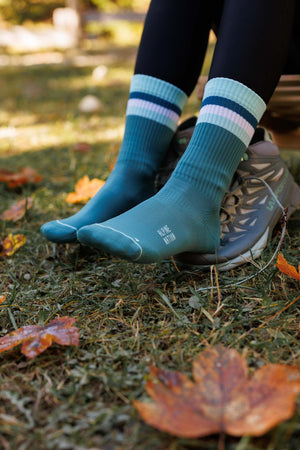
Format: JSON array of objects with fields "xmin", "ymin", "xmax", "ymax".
[
  {"xmin": 197, "ymin": 77, "xmax": 266, "ymax": 147},
  {"xmin": 172, "ymin": 78, "xmax": 266, "ymax": 203},
  {"xmin": 126, "ymin": 75, "xmax": 188, "ymax": 132},
  {"xmin": 130, "ymin": 74, "xmax": 188, "ymax": 109},
  {"xmin": 202, "ymin": 77, "xmax": 266, "ymax": 121}
]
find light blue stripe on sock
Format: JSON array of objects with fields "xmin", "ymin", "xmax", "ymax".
[
  {"xmin": 204, "ymin": 78, "xmax": 266, "ymax": 120},
  {"xmin": 126, "ymin": 105, "xmax": 178, "ymax": 131},
  {"xmin": 197, "ymin": 112, "xmax": 251, "ymax": 147},
  {"xmin": 131, "ymin": 74, "xmax": 187, "ymax": 109},
  {"xmin": 201, "ymin": 96, "xmax": 258, "ymax": 128},
  {"xmin": 127, "ymin": 99, "xmax": 179, "ymax": 122},
  {"xmin": 129, "ymin": 91, "xmax": 182, "ymax": 115},
  {"xmin": 197, "ymin": 104, "xmax": 255, "ymax": 138}
]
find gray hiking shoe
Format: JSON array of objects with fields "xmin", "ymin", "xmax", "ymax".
[
  {"xmin": 155, "ymin": 116, "xmax": 197, "ymax": 191},
  {"xmin": 156, "ymin": 120, "xmax": 300, "ymax": 271}
]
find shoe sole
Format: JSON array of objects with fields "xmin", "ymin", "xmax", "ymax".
[{"xmin": 177, "ymin": 181, "xmax": 300, "ymax": 272}]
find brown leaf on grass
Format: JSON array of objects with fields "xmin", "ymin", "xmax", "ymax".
[
  {"xmin": 0, "ymin": 295, "xmax": 6, "ymax": 305},
  {"xmin": 0, "ymin": 197, "xmax": 33, "ymax": 222},
  {"xmin": 0, "ymin": 317, "xmax": 79, "ymax": 359},
  {"xmin": 0, "ymin": 167, "xmax": 42, "ymax": 188},
  {"xmin": 276, "ymin": 253, "xmax": 300, "ymax": 281},
  {"xmin": 66, "ymin": 175, "xmax": 105, "ymax": 204},
  {"xmin": 73, "ymin": 142, "xmax": 91, "ymax": 153},
  {"xmin": 0, "ymin": 234, "xmax": 26, "ymax": 257},
  {"xmin": 134, "ymin": 345, "xmax": 300, "ymax": 438}
]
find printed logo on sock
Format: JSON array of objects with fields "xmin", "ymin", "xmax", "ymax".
[{"xmin": 157, "ymin": 225, "xmax": 176, "ymax": 245}]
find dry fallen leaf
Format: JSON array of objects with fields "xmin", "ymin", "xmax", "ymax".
[
  {"xmin": 0, "ymin": 295, "xmax": 6, "ymax": 305},
  {"xmin": 66, "ymin": 175, "xmax": 105, "ymax": 204},
  {"xmin": 0, "ymin": 317, "xmax": 79, "ymax": 359},
  {"xmin": 276, "ymin": 253, "xmax": 300, "ymax": 281},
  {"xmin": 134, "ymin": 345, "xmax": 300, "ymax": 438},
  {"xmin": 0, "ymin": 234, "xmax": 26, "ymax": 257},
  {"xmin": 0, "ymin": 167, "xmax": 42, "ymax": 188},
  {"xmin": 0, "ymin": 197, "xmax": 33, "ymax": 222},
  {"xmin": 73, "ymin": 142, "xmax": 91, "ymax": 153}
]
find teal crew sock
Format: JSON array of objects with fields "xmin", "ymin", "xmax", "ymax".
[
  {"xmin": 78, "ymin": 78, "xmax": 266, "ymax": 263},
  {"xmin": 41, "ymin": 75, "xmax": 187, "ymax": 243}
]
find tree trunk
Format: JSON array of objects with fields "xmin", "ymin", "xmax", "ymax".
[{"xmin": 66, "ymin": 0, "xmax": 83, "ymax": 43}]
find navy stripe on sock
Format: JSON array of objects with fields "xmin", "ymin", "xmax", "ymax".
[
  {"xmin": 201, "ymin": 96, "xmax": 258, "ymax": 128},
  {"xmin": 129, "ymin": 91, "xmax": 182, "ymax": 115}
]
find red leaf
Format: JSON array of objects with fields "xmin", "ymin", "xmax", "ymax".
[
  {"xmin": 73, "ymin": 142, "xmax": 91, "ymax": 153},
  {"xmin": 0, "ymin": 317, "xmax": 79, "ymax": 359},
  {"xmin": 0, "ymin": 167, "xmax": 42, "ymax": 188}
]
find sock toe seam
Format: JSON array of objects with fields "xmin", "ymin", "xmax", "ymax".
[
  {"xmin": 56, "ymin": 220, "xmax": 77, "ymax": 231},
  {"xmin": 96, "ymin": 224, "xmax": 143, "ymax": 261}
]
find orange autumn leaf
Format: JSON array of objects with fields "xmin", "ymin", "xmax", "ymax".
[
  {"xmin": 66, "ymin": 175, "xmax": 105, "ymax": 204},
  {"xmin": 0, "ymin": 167, "xmax": 42, "ymax": 188},
  {"xmin": 0, "ymin": 295, "xmax": 6, "ymax": 305},
  {"xmin": 0, "ymin": 317, "xmax": 79, "ymax": 359},
  {"xmin": 134, "ymin": 345, "xmax": 300, "ymax": 438},
  {"xmin": 276, "ymin": 253, "xmax": 300, "ymax": 281},
  {"xmin": 0, "ymin": 234, "xmax": 26, "ymax": 257},
  {"xmin": 0, "ymin": 197, "xmax": 33, "ymax": 222}
]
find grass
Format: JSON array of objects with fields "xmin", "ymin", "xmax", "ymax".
[{"xmin": 0, "ymin": 22, "xmax": 300, "ymax": 450}]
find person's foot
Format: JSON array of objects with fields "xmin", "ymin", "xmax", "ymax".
[
  {"xmin": 40, "ymin": 165, "xmax": 156, "ymax": 243},
  {"xmin": 76, "ymin": 117, "xmax": 220, "ymax": 263},
  {"xmin": 79, "ymin": 76, "xmax": 267, "ymax": 263},
  {"xmin": 41, "ymin": 74, "xmax": 188, "ymax": 244},
  {"xmin": 176, "ymin": 128, "xmax": 300, "ymax": 270},
  {"xmin": 77, "ymin": 177, "xmax": 220, "ymax": 263}
]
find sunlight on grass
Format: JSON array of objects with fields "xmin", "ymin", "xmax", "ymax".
[
  {"xmin": 0, "ymin": 56, "xmax": 132, "ymax": 158},
  {"xmin": 0, "ymin": 118, "xmax": 124, "ymax": 155}
]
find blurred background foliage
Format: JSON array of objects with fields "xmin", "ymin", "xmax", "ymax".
[{"xmin": 0, "ymin": 0, "xmax": 147, "ymax": 24}]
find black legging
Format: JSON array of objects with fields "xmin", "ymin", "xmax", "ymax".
[{"xmin": 135, "ymin": 0, "xmax": 296, "ymax": 103}]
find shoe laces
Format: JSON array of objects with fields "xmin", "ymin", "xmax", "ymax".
[
  {"xmin": 195, "ymin": 176, "xmax": 288, "ymax": 293},
  {"xmin": 220, "ymin": 174, "xmax": 244, "ymax": 236},
  {"xmin": 220, "ymin": 174, "xmax": 287, "ymax": 237}
]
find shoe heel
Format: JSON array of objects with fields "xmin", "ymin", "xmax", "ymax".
[{"xmin": 287, "ymin": 181, "xmax": 300, "ymax": 218}]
